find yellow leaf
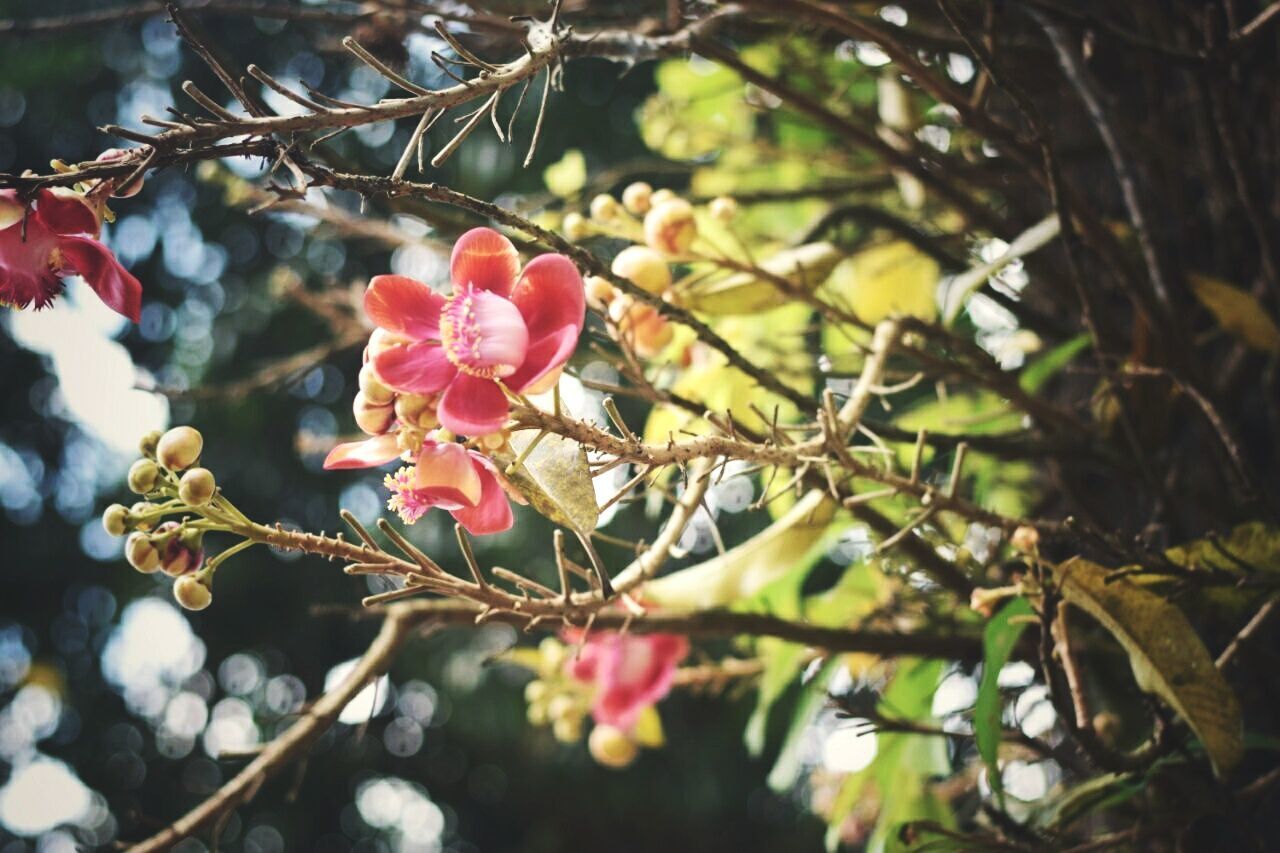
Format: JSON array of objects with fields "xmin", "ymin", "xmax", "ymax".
[
  {"xmin": 1189, "ymin": 273, "xmax": 1280, "ymax": 353},
  {"xmin": 646, "ymin": 490, "xmax": 835, "ymax": 609},
  {"xmin": 543, "ymin": 149, "xmax": 586, "ymax": 198},
  {"xmin": 1053, "ymin": 557, "xmax": 1243, "ymax": 777},
  {"xmin": 826, "ymin": 240, "xmax": 939, "ymax": 324},
  {"xmin": 498, "ymin": 431, "xmax": 599, "ymax": 534},
  {"xmin": 683, "ymin": 242, "xmax": 843, "ymax": 315}
]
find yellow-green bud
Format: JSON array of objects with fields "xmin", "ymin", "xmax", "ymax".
[
  {"xmin": 394, "ymin": 394, "xmax": 438, "ymax": 430},
  {"xmin": 709, "ymin": 196, "xmax": 738, "ymax": 222},
  {"xmin": 358, "ymin": 363, "xmax": 396, "ymax": 406},
  {"xmin": 156, "ymin": 426, "xmax": 203, "ymax": 471},
  {"xmin": 138, "ymin": 430, "xmax": 163, "ymax": 459},
  {"xmin": 102, "ymin": 504, "xmax": 130, "ymax": 537},
  {"xmin": 563, "ymin": 212, "xmax": 589, "ymax": 241},
  {"xmin": 524, "ymin": 680, "xmax": 548, "ymax": 704},
  {"xmin": 1011, "ymin": 525, "xmax": 1040, "ymax": 554},
  {"xmin": 589, "ymin": 194, "xmax": 620, "ymax": 222},
  {"xmin": 588, "ymin": 725, "xmax": 638, "ymax": 769},
  {"xmin": 552, "ymin": 715, "xmax": 582, "ymax": 744},
  {"xmin": 178, "ymin": 468, "xmax": 216, "ymax": 506},
  {"xmin": 127, "ymin": 458, "xmax": 160, "ymax": 495},
  {"xmin": 129, "ymin": 502, "xmax": 154, "ymax": 532},
  {"xmin": 585, "ymin": 275, "xmax": 616, "ymax": 309},
  {"xmin": 125, "ymin": 533, "xmax": 161, "ymax": 574},
  {"xmin": 173, "ymin": 575, "xmax": 212, "ymax": 611},
  {"xmin": 621, "ymin": 182, "xmax": 653, "ymax": 215},
  {"xmin": 643, "ymin": 198, "xmax": 697, "ymax": 256},
  {"xmin": 611, "ymin": 246, "xmax": 672, "ymax": 295},
  {"xmin": 354, "ymin": 393, "xmax": 395, "ymax": 435}
]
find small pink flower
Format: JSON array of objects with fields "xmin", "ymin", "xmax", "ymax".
[
  {"xmin": 325, "ymin": 433, "xmax": 522, "ymax": 536},
  {"xmin": 0, "ymin": 188, "xmax": 141, "ymax": 321},
  {"xmin": 566, "ymin": 631, "xmax": 689, "ymax": 730},
  {"xmin": 365, "ymin": 227, "xmax": 585, "ymax": 435}
]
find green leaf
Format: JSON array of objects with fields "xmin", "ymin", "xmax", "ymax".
[
  {"xmin": 974, "ymin": 598, "xmax": 1033, "ymax": 805},
  {"xmin": 1189, "ymin": 273, "xmax": 1280, "ymax": 353},
  {"xmin": 499, "ymin": 431, "xmax": 598, "ymax": 535},
  {"xmin": 825, "ymin": 240, "xmax": 940, "ymax": 324},
  {"xmin": 1019, "ymin": 333, "xmax": 1091, "ymax": 393},
  {"xmin": 1053, "ymin": 557, "xmax": 1244, "ymax": 777}
]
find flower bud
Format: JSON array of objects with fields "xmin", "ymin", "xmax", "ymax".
[
  {"xmin": 552, "ymin": 715, "xmax": 582, "ymax": 744},
  {"xmin": 365, "ymin": 328, "xmax": 409, "ymax": 361},
  {"xmin": 477, "ymin": 431, "xmax": 507, "ymax": 452},
  {"xmin": 138, "ymin": 429, "xmax": 163, "ymax": 459},
  {"xmin": 547, "ymin": 694, "xmax": 576, "ymax": 723},
  {"xmin": 589, "ymin": 194, "xmax": 620, "ymax": 222},
  {"xmin": 178, "ymin": 468, "xmax": 216, "ymax": 506},
  {"xmin": 649, "ymin": 188, "xmax": 677, "ymax": 207},
  {"xmin": 173, "ymin": 574, "xmax": 212, "ymax": 611},
  {"xmin": 621, "ymin": 182, "xmax": 653, "ymax": 214},
  {"xmin": 524, "ymin": 680, "xmax": 548, "ymax": 704},
  {"xmin": 644, "ymin": 198, "xmax": 697, "ymax": 256},
  {"xmin": 588, "ymin": 725, "xmax": 638, "ymax": 769},
  {"xmin": 127, "ymin": 459, "xmax": 160, "ymax": 494},
  {"xmin": 585, "ymin": 275, "xmax": 616, "ymax": 309},
  {"xmin": 125, "ymin": 533, "xmax": 161, "ymax": 574},
  {"xmin": 969, "ymin": 586, "xmax": 1016, "ymax": 619},
  {"xmin": 102, "ymin": 504, "xmax": 130, "ymax": 537},
  {"xmin": 394, "ymin": 394, "xmax": 438, "ymax": 430},
  {"xmin": 617, "ymin": 303, "xmax": 673, "ymax": 358},
  {"xmin": 1010, "ymin": 525, "xmax": 1040, "ymax": 554},
  {"xmin": 709, "ymin": 196, "xmax": 738, "ymax": 222},
  {"xmin": 130, "ymin": 502, "xmax": 155, "ymax": 531},
  {"xmin": 156, "ymin": 426, "xmax": 203, "ymax": 471},
  {"xmin": 1092, "ymin": 711, "xmax": 1122, "ymax": 747},
  {"xmin": 96, "ymin": 148, "xmax": 146, "ymax": 198},
  {"xmin": 358, "ymin": 363, "xmax": 395, "ymax": 406},
  {"xmin": 563, "ymin": 212, "xmax": 589, "ymax": 241},
  {"xmin": 354, "ymin": 393, "xmax": 395, "ymax": 435},
  {"xmin": 611, "ymin": 246, "xmax": 672, "ymax": 295},
  {"xmin": 155, "ymin": 522, "xmax": 204, "ymax": 577}
]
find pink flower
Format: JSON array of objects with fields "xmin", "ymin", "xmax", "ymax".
[
  {"xmin": 324, "ymin": 433, "xmax": 521, "ymax": 535},
  {"xmin": 0, "ymin": 188, "xmax": 141, "ymax": 321},
  {"xmin": 365, "ymin": 227, "xmax": 585, "ymax": 436},
  {"xmin": 566, "ymin": 631, "xmax": 689, "ymax": 730}
]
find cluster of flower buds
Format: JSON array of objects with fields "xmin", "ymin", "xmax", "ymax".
[
  {"xmin": 102, "ymin": 426, "xmax": 219, "ymax": 611},
  {"xmin": 356, "ymin": 330, "xmax": 444, "ymax": 458},
  {"xmin": 521, "ymin": 638, "xmax": 594, "ymax": 745},
  {"xmin": 568, "ymin": 183, "xmax": 738, "ymax": 360}
]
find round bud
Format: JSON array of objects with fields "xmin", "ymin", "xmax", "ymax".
[
  {"xmin": 125, "ymin": 533, "xmax": 161, "ymax": 574},
  {"xmin": 102, "ymin": 504, "xmax": 130, "ymax": 537},
  {"xmin": 155, "ymin": 522, "xmax": 204, "ymax": 577},
  {"xmin": 127, "ymin": 458, "xmax": 160, "ymax": 495},
  {"xmin": 178, "ymin": 468, "xmax": 216, "ymax": 506},
  {"xmin": 611, "ymin": 246, "xmax": 672, "ymax": 296},
  {"xmin": 588, "ymin": 725, "xmax": 639, "ymax": 769},
  {"xmin": 618, "ymin": 303, "xmax": 674, "ymax": 358},
  {"xmin": 643, "ymin": 198, "xmax": 697, "ymax": 256},
  {"xmin": 552, "ymin": 715, "xmax": 582, "ymax": 744},
  {"xmin": 1010, "ymin": 525, "xmax": 1040, "ymax": 554},
  {"xmin": 130, "ymin": 502, "xmax": 155, "ymax": 532},
  {"xmin": 365, "ymin": 328, "xmax": 409, "ymax": 362},
  {"xmin": 709, "ymin": 196, "xmax": 738, "ymax": 222},
  {"xmin": 394, "ymin": 394, "xmax": 438, "ymax": 430},
  {"xmin": 649, "ymin": 188, "xmax": 677, "ymax": 207},
  {"xmin": 584, "ymin": 275, "xmax": 616, "ymax": 309},
  {"xmin": 589, "ymin": 194, "xmax": 620, "ymax": 222},
  {"xmin": 524, "ymin": 680, "xmax": 548, "ymax": 704},
  {"xmin": 1092, "ymin": 711, "xmax": 1122, "ymax": 747},
  {"xmin": 621, "ymin": 182, "xmax": 653, "ymax": 215},
  {"xmin": 156, "ymin": 426, "xmax": 203, "ymax": 471},
  {"xmin": 96, "ymin": 148, "xmax": 146, "ymax": 198},
  {"xmin": 173, "ymin": 575, "xmax": 212, "ymax": 611},
  {"xmin": 562, "ymin": 212, "xmax": 589, "ymax": 241},
  {"xmin": 547, "ymin": 694, "xmax": 576, "ymax": 723},
  {"xmin": 138, "ymin": 429, "xmax": 163, "ymax": 459},
  {"xmin": 358, "ymin": 363, "xmax": 395, "ymax": 406},
  {"xmin": 354, "ymin": 393, "xmax": 395, "ymax": 435},
  {"xmin": 477, "ymin": 431, "xmax": 507, "ymax": 452}
]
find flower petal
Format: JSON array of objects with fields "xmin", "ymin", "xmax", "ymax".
[
  {"xmin": 0, "ymin": 191, "xmax": 23, "ymax": 231},
  {"xmin": 509, "ymin": 253, "xmax": 585, "ymax": 342},
  {"xmin": 437, "ymin": 373, "xmax": 509, "ymax": 435},
  {"xmin": 451, "ymin": 227, "xmax": 519, "ymax": 296},
  {"xmin": 414, "ymin": 442, "xmax": 484, "ymax": 507},
  {"xmin": 507, "ymin": 326, "xmax": 578, "ymax": 394},
  {"xmin": 592, "ymin": 634, "xmax": 688, "ymax": 729},
  {"xmin": 450, "ymin": 460, "xmax": 514, "ymax": 535},
  {"xmin": 374, "ymin": 342, "xmax": 457, "ymax": 395},
  {"xmin": 324, "ymin": 434, "xmax": 402, "ymax": 469},
  {"xmin": 57, "ymin": 235, "xmax": 142, "ymax": 322},
  {"xmin": 364, "ymin": 274, "xmax": 445, "ymax": 340},
  {"xmin": 35, "ymin": 188, "xmax": 100, "ymax": 236}
]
